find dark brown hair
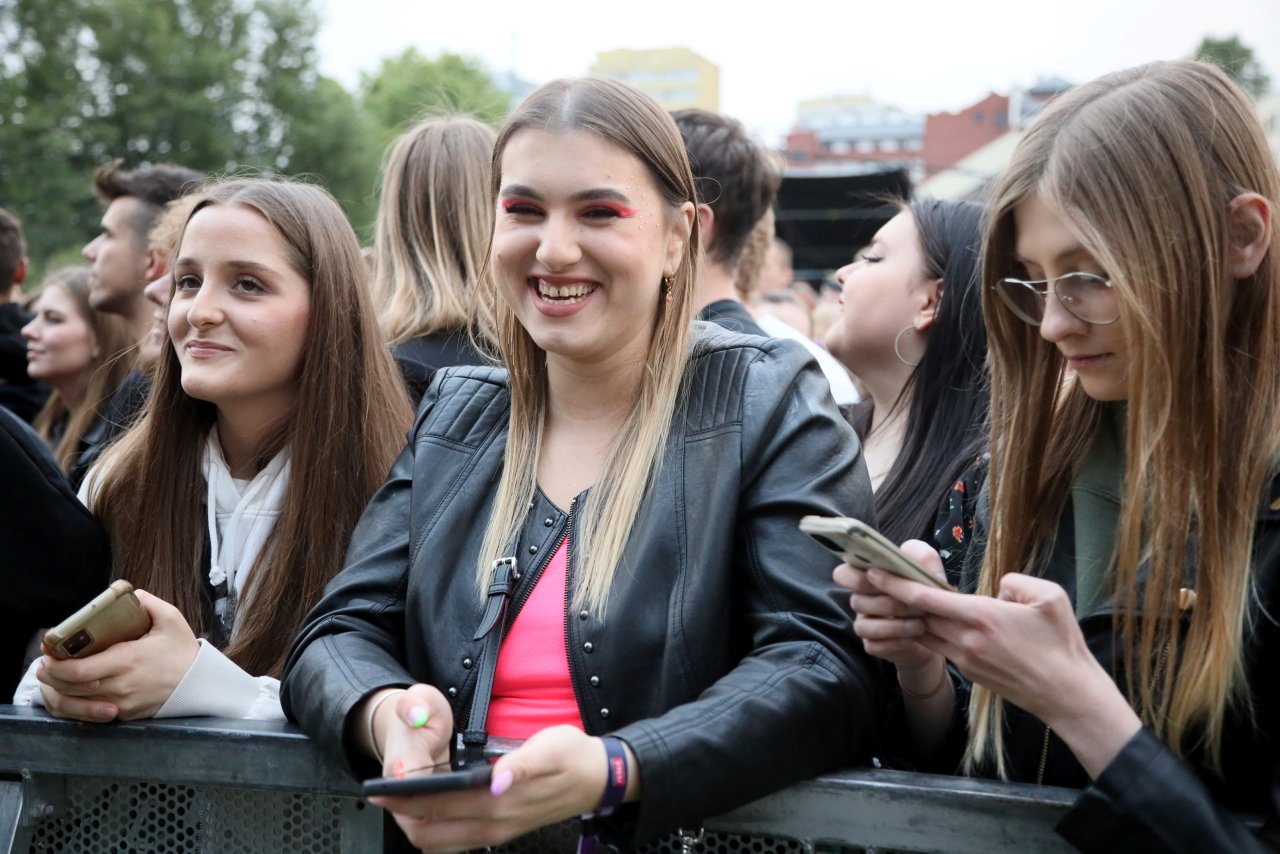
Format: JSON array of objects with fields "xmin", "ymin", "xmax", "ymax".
[
  {"xmin": 672, "ymin": 108, "xmax": 779, "ymax": 267},
  {"xmin": 92, "ymin": 159, "xmax": 204, "ymax": 247},
  {"xmin": 92, "ymin": 178, "xmax": 413, "ymax": 678}
]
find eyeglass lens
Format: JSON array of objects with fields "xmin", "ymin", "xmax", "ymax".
[{"xmin": 997, "ymin": 274, "xmax": 1115, "ymax": 325}]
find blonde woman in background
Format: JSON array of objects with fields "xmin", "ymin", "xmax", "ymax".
[
  {"xmin": 23, "ymin": 267, "xmax": 132, "ymax": 472},
  {"xmin": 371, "ymin": 116, "xmax": 495, "ymax": 405}
]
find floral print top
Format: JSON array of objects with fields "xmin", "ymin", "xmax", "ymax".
[{"xmin": 931, "ymin": 454, "xmax": 989, "ymax": 585}]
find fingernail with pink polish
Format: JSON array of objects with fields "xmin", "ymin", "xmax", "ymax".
[{"xmin": 490, "ymin": 768, "xmax": 514, "ymax": 796}]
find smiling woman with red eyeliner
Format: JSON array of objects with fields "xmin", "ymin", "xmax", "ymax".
[{"xmin": 282, "ymin": 77, "xmax": 883, "ymax": 853}]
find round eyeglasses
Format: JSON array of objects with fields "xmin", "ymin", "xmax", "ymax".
[{"xmin": 993, "ymin": 272, "xmax": 1119, "ymax": 326}]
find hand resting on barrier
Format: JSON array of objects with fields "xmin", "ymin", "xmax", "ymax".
[
  {"xmin": 35, "ymin": 590, "xmax": 199, "ymax": 722},
  {"xmin": 364, "ymin": 684, "xmax": 637, "ymax": 853}
]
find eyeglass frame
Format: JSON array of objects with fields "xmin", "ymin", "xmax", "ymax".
[{"xmin": 993, "ymin": 271, "xmax": 1120, "ymax": 326}]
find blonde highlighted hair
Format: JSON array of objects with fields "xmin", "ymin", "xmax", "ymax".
[
  {"xmin": 475, "ymin": 77, "xmax": 700, "ymax": 615},
  {"xmin": 371, "ymin": 115, "xmax": 496, "ymax": 345},
  {"xmin": 972, "ymin": 60, "xmax": 1280, "ymax": 775},
  {"xmin": 31, "ymin": 267, "xmax": 134, "ymax": 470}
]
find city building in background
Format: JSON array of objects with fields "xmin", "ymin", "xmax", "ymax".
[
  {"xmin": 590, "ymin": 48, "xmax": 720, "ymax": 111},
  {"xmin": 783, "ymin": 79, "xmax": 1073, "ymax": 189},
  {"xmin": 783, "ymin": 96, "xmax": 925, "ymax": 181}
]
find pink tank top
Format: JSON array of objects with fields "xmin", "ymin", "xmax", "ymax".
[{"xmin": 485, "ymin": 536, "xmax": 584, "ymax": 738}]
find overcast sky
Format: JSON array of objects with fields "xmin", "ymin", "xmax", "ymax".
[{"xmin": 316, "ymin": 0, "xmax": 1279, "ymax": 147}]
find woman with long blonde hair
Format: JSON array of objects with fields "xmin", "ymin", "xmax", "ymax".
[
  {"xmin": 284, "ymin": 77, "xmax": 882, "ymax": 852},
  {"xmin": 371, "ymin": 115, "xmax": 495, "ymax": 404},
  {"xmin": 24, "ymin": 267, "xmax": 132, "ymax": 473},
  {"xmin": 839, "ymin": 60, "xmax": 1280, "ymax": 850}
]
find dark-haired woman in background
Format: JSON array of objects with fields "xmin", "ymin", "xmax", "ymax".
[{"xmin": 825, "ymin": 199, "xmax": 988, "ymax": 575}]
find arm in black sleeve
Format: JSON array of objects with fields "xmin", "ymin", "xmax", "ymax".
[{"xmin": 608, "ymin": 341, "xmax": 889, "ymax": 843}]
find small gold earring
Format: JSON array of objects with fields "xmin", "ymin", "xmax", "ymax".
[{"xmin": 662, "ymin": 275, "xmax": 673, "ymax": 305}]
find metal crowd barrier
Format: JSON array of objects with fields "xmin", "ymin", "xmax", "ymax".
[{"xmin": 0, "ymin": 705, "xmax": 1079, "ymax": 853}]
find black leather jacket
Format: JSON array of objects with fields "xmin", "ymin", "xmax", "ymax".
[
  {"xmin": 940, "ymin": 471, "xmax": 1280, "ymax": 852},
  {"xmin": 282, "ymin": 326, "xmax": 885, "ymax": 845}
]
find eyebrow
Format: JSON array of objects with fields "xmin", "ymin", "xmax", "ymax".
[
  {"xmin": 174, "ymin": 259, "xmax": 279, "ymax": 276},
  {"xmin": 499, "ymin": 184, "xmax": 634, "ymax": 204}
]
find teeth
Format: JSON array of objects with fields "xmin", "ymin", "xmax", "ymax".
[{"xmin": 537, "ymin": 279, "xmax": 596, "ymax": 301}]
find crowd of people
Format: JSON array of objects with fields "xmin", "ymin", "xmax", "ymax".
[{"xmin": 1, "ymin": 58, "xmax": 1278, "ymax": 853}]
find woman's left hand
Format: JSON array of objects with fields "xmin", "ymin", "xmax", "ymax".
[
  {"xmin": 35, "ymin": 590, "xmax": 200, "ymax": 722},
  {"xmin": 370, "ymin": 725, "xmax": 616, "ymax": 853},
  {"xmin": 867, "ymin": 568, "xmax": 1142, "ymax": 776}
]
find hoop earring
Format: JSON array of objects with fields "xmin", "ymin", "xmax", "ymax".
[
  {"xmin": 662, "ymin": 275, "xmax": 673, "ymax": 305},
  {"xmin": 894, "ymin": 325, "xmax": 921, "ymax": 368}
]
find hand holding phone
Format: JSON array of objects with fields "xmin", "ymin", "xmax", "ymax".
[
  {"xmin": 43, "ymin": 580, "xmax": 153, "ymax": 660},
  {"xmin": 801, "ymin": 516, "xmax": 956, "ymax": 591},
  {"xmin": 363, "ymin": 763, "xmax": 494, "ymax": 797}
]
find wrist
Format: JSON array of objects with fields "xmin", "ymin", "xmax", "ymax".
[
  {"xmin": 897, "ymin": 656, "xmax": 947, "ymax": 699},
  {"xmin": 362, "ymin": 688, "xmax": 407, "ymax": 764}
]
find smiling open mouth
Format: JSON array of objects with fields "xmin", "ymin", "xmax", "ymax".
[{"xmin": 534, "ymin": 279, "xmax": 598, "ymax": 304}]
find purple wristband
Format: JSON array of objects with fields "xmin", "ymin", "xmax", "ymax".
[{"xmin": 597, "ymin": 736, "xmax": 628, "ymax": 814}]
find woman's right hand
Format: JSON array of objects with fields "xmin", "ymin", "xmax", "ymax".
[
  {"xmin": 370, "ymin": 684, "xmax": 455, "ymax": 778},
  {"xmin": 833, "ymin": 539, "xmax": 949, "ymax": 693}
]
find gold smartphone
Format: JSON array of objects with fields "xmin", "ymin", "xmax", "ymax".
[
  {"xmin": 800, "ymin": 515, "xmax": 957, "ymax": 592},
  {"xmin": 43, "ymin": 580, "xmax": 153, "ymax": 660}
]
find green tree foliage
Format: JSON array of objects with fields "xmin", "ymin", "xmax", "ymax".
[
  {"xmin": 1193, "ymin": 35, "xmax": 1271, "ymax": 99},
  {"xmin": 0, "ymin": 0, "xmax": 511, "ymax": 270},
  {"xmin": 0, "ymin": 0, "xmax": 383, "ymax": 269},
  {"xmin": 361, "ymin": 47, "xmax": 509, "ymax": 149}
]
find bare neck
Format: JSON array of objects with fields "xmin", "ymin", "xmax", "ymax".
[{"xmin": 694, "ymin": 259, "xmax": 744, "ymax": 312}]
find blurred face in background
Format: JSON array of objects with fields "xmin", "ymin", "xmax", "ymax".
[
  {"xmin": 22, "ymin": 284, "xmax": 98, "ymax": 401},
  {"xmin": 826, "ymin": 211, "xmax": 939, "ymax": 375}
]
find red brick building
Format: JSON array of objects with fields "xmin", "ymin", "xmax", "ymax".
[{"xmin": 921, "ymin": 92, "xmax": 1010, "ymax": 179}]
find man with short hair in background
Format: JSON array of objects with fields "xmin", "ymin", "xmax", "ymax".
[{"xmin": 73, "ymin": 160, "xmax": 202, "ymax": 483}]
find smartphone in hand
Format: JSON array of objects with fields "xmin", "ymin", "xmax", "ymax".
[
  {"xmin": 800, "ymin": 515, "xmax": 956, "ymax": 591},
  {"xmin": 362, "ymin": 764, "xmax": 493, "ymax": 797},
  {"xmin": 43, "ymin": 580, "xmax": 153, "ymax": 660}
]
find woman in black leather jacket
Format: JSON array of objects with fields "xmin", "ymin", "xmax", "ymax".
[
  {"xmin": 282, "ymin": 77, "xmax": 883, "ymax": 852},
  {"xmin": 838, "ymin": 60, "xmax": 1280, "ymax": 852}
]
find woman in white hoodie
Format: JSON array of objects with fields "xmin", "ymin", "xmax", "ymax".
[{"xmin": 17, "ymin": 178, "xmax": 412, "ymax": 721}]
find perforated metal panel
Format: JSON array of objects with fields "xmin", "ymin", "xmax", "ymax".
[
  {"xmin": 24, "ymin": 777, "xmax": 366, "ymax": 853},
  {"xmin": 492, "ymin": 821, "xmax": 828, "ymax": 853}
]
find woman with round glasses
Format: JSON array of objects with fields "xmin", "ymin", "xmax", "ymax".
[{"xmin": 837, "ymin": 60, "xmax": 1280, "ymax": 850}]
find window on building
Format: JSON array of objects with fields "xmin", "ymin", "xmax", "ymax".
[
  {"xmin": 905, "ymin": 138, "xmax": 923, "ymax": 152},
  {"xmin": 855, "ymin": 140, "xmax": 875, "ymax": 154},
  {"xmin": 880, "ymin": 139, "xmax": 900, "ymax": 153}
]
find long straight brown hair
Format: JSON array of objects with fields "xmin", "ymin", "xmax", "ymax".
[
  {"xmin": 971, "ymin": 60, "xmax": 1280, "ymax": 775},
  {"xmin": 91, "ymin": 179, "xmax": 413, "ymax": 678},
  {"xmin": 30, "ymin": 267, "xmax": 134, "ymax": 470}
]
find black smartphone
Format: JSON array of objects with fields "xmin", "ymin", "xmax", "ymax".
[{"xmin": 362, "ymin": 764, "xmax": 494, "ymax": 797}]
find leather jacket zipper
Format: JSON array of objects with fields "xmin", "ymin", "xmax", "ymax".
[
  {"xmin": 1035, "ymin": 724, "xmax": 1051, "ymax": 785},
  {"xmin": 561, "ymin": 498, "xmax": 592, "ymax": 730},
  {"xmin": 505, "ymin": 495, "xmax": 576, "ymax": 630}
]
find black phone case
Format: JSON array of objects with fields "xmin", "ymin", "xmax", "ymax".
[{"xmin": 362, "ymin": 765, "xmax": 493, "ymax": 797}]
